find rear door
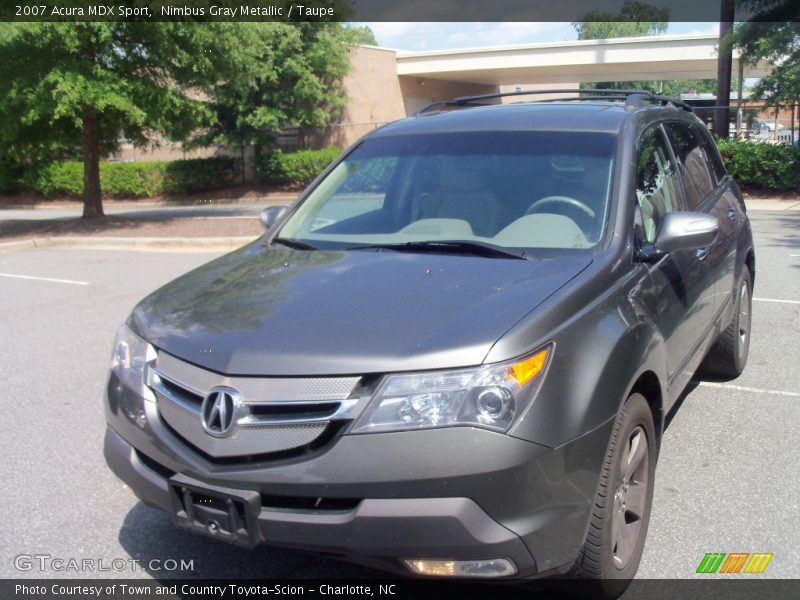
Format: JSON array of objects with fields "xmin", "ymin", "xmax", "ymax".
[
  {"xmin": 664, "ymin": 121, "xmax": 737, "ymax": 321},
  {"xmin": 693, "ymin": 123, "xmax": 741, "ymax": 316}
]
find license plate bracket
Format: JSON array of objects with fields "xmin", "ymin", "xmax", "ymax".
[{"xmin": 168, "ymin": 474, "xmax": 262, "ymax": 548}]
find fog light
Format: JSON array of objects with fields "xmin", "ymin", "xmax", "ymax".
[{"xmin": 402, "ymin": 558, "xmax": 517, "ymax": 578}]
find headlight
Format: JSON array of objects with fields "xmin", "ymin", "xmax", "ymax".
[
  {"xmin": 110, "ymin": 323, "xmax": 156, "ymax": 402},
  {"xmin": 351, "ymin": 346, "xmax": 551, "ymax": 434}
]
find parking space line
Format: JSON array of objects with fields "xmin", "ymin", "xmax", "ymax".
[
  {"xmin": 0, "ymin": 272, "xmax": 89, "ymax": 286},
  {"xmin": 696, "ymin": 381, "xmax": 800, "ymax": 398},
  {"xmin": 753, "ymin": 297, "xmax": 800, "ymax": 305}
]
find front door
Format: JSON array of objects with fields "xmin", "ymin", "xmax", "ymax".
[{"xmin": 634, "ymin": 124, "xmax": 716, "ymax": 396}]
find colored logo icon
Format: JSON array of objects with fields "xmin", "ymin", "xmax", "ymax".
[{"xmin": 696, "ymin": 552, "xmax": 773, "ymax": 574}]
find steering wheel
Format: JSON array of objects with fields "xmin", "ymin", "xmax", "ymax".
[{"xmin": 526, "ymin": 196, "xmax": 596, "ymax": 219}]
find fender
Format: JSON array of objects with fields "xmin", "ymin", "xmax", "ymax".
[{"xmin": 496, "ymin": 261, "xmax": 669, "ymax": 448}]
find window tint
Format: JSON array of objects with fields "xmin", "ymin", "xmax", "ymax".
[
  {"xmin": 665, "ymin": 122, "xmax": 716, "ymax": 209},
  {"xmin": 308, "ymin": 157, "xmax": 398, "ymax": 231},
  {"xmin": 635, "ymin": 126, "xmax": 682, "ymax": 243},
  {"xmin": 280, "ymin": 132, "xmax": 616, "ymax": 251},
  {"xmin": 693, "ymin": 124, "xmax": 727, "ymax": 182}
]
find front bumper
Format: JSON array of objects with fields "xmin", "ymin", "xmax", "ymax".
[{"xmin": 104, "ymin": 377, "xmax": 612, "ymax": 577}]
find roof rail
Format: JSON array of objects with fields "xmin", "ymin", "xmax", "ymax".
[{"xmin": 413, "ymin": 88, "xmax": 693, "ymax": 116}]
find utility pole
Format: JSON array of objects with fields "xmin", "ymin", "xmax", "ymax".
[{"xmin": 715, "ymin": 0, "xmax": 735, "ymax": 138}]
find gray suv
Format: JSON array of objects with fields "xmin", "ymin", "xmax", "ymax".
[{"xmin": 104, "ymin": 90, "xmax": 754, "ymax": 597}]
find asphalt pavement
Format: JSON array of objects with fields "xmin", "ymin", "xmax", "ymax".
[{"xmin": 0, "ymin": 210, "xmax": 797, "ymax": 587}]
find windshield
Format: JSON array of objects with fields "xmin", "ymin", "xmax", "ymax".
[{"xmin": 277, "ymin": 131, "xmax": 615, "ymax": 254}]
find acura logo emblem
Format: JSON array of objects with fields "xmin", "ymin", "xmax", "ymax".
[{"xmin": 201, "ymin": 387, "xmax": 241, "ymax": 437}]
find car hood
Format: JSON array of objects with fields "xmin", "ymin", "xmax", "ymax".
[{"xmin": 132, "ymin": 243, "xmax": 591, "ymax": 375}]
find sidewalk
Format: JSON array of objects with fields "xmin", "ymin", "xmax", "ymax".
[
  {"xmin": 0, "ymin": 195, "xmax": 287, "ymax": 252},
  {"xmin": 742, "ymin": 198, "xmax": 800, "ymax": 211},
  {"xmin": 0, "ymin": 195, "xmax": 797, "ymax": 253}
]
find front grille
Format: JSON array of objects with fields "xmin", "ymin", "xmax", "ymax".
[
  {"xmin": 157, "ymin": 396, "xmax": 328, "ymax": 457},
  {"xmin": 149, "ymin": 351, "xmax": 364, "ymax": 460}
]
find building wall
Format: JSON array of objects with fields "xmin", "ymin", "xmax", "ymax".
[
  {"xmin": 109, "ymin": 143, "xmax": 216, "ymax": 163},
  {"xmin": 498, "ymin": 82, "xmax": 580, "ymax": 102},
  {"xmin": 399, "ymin": 76, "xmax": 497, "ymax": 115},
  {"xmin": 307, "ymin": 47, "xmax": 497, "ymax": 148},
  {"xmin": 103, "ymin": 48, "xmax": 622, "ymax": 177},
  {"xmin": 306, "ymin": 45, "xmax": 407, "ymax": 149}
]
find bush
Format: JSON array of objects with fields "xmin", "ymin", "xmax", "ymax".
[
  {"xmin": 256, "ymin": 148, "xmax": 342, "ymax": 186},
  {"xmin": 22, "ymin": 162, "xmax": 84, "ymax": 196},
  {"xmin": 717, "ymin": 138, "xmax": 800, "ymax": 192},
  {"xmin": 163, "ymin": 158, "xmax": 238, "ymax": 195},
  {"xmin": 0, "ymin": 156, "xmax": 26, "ymax": 194},
  {"xmin": 18, "ymin": 157, "xmax": 238, "ymax": 198},
  {"xmin": 100, "ymin": 162, "xmax": 165, "ymax": 196}
]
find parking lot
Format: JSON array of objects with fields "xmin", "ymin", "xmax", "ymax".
[{"xmin": 0, "ymin": 210, "xmax": 797, "ymax": 583}]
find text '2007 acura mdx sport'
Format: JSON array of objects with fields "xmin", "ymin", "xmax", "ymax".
[{"xmin": 104, "ymin": 90, "xmax": 755, "ymax": 598}]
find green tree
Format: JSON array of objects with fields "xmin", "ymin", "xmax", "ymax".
[
  {"xmin": 572, "ymin": 1, "xmax": 715, "ymax": 97},
  {"xmin": 197, "ymin": 22, "xmax": 365, "ymax": 162},
  {"xmin": 659, "ymin": 80, "xmax": 718, "ymax": 96},
  {"xmin": 728, "ymin": 0, "xmax": 800, "ymax": 109},
  {"xmin": 342, "ymin": 25, "xmax": 378, "ymax": 46},
  {"xmin": 572, "ymin": 1, "xmax": 668, "ymax": 40},
  {"xmin": 573, "ymin": 2, "xmax": 668, "ymax": 92},
  {"xmin": 0, "ymin": 23, "xmax": 265, "ymax": 218}
]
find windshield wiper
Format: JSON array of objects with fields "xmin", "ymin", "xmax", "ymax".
[
  {"xmin": 347, "ymin": 240, "xmax": 527, "ymax": 260},
  {"xmin": 271, "ymin": 237, "xmax": 318, "ymax": 251}
]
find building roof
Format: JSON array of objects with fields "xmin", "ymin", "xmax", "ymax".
[{"xmin": 393, "ymin": 34, "xmax": 770, "ymax": 86}]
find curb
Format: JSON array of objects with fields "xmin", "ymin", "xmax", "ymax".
[
  {"xmin": 0, "ymin": 236, "xmax": 257, "ymax": 253},
  {"xmin": 0, "ymin": 195, "xmax": 296, "ymax": 211}
]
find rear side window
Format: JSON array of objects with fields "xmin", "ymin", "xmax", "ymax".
[
  {"xmin": 693, "ymin": 124, "xmax": 727, "ymax": 183},
  {"xmin": 664, "ymin": 122, "xmax": 717, "ymax": 210},
  {"xmin": 635, "ymin": 126, "xmax": 683, "ymax": 243}
]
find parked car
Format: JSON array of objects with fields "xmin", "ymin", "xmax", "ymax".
[
  {"xmin": 104, "ymin": 90, "xmax": 754, "ymax": 598},
  {"xmin": 751, "ymin": 117, "xmax": 785, "ymax": 135}
]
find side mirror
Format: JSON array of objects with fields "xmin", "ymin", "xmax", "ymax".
[
  {"xmin": 639, "ymin": 212, "xmax": 719, "ymax": 260},
  {"xmin": 259, "ymin": 205, "xmax": 288, "ymax": 231}
]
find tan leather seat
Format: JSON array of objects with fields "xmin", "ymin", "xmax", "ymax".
[{"xmin": 421, "ymin": 156, "xmax": 502, "ymax": 237}]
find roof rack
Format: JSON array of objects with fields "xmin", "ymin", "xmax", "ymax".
[{"xmin": 413, "ymin": 88, "xmax": 693, "ymax": 116}]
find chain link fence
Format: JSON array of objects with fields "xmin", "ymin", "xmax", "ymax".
[{"xmin": 690, "ymin": 103, "xmax": 799, "ymax": 145}]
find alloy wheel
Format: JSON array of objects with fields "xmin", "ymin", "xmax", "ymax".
[
  {"xmin": 611, "ymin": 425, "xmax": 650, "ymax": 570},
  {"xmin": 738, "ymin": 280, "xmax": 751, "ymax": 356}
]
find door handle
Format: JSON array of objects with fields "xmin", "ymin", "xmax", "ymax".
[
  {"xmin": 696, "ymin": 247, "xmax": 710, "ymax": 261},
  {"xmin": 727, "ymin": 208, "xmax": 737, "ymax": 221}
]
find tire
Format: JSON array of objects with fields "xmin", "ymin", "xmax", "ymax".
[
  {"xmin": 701, "ymin": 269, "xmax": 753, "ymax": 379},
  {"xmin": 570, "ymin": 393, "xmax": 656, "ymax": 599}
]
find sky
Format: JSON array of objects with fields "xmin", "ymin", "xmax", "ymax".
[{"xmin": 362, "ymin": 22, "xmax": 721, "ymax": 51}]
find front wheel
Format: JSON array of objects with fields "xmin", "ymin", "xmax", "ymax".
[{"xmin": 570, "ymin": 393, "xmax": 656, "ymax": 599}]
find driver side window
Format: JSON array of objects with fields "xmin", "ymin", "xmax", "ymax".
[{"xmin": 635, "ymin": 126, "xmax": 682, "ymax": 243}]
